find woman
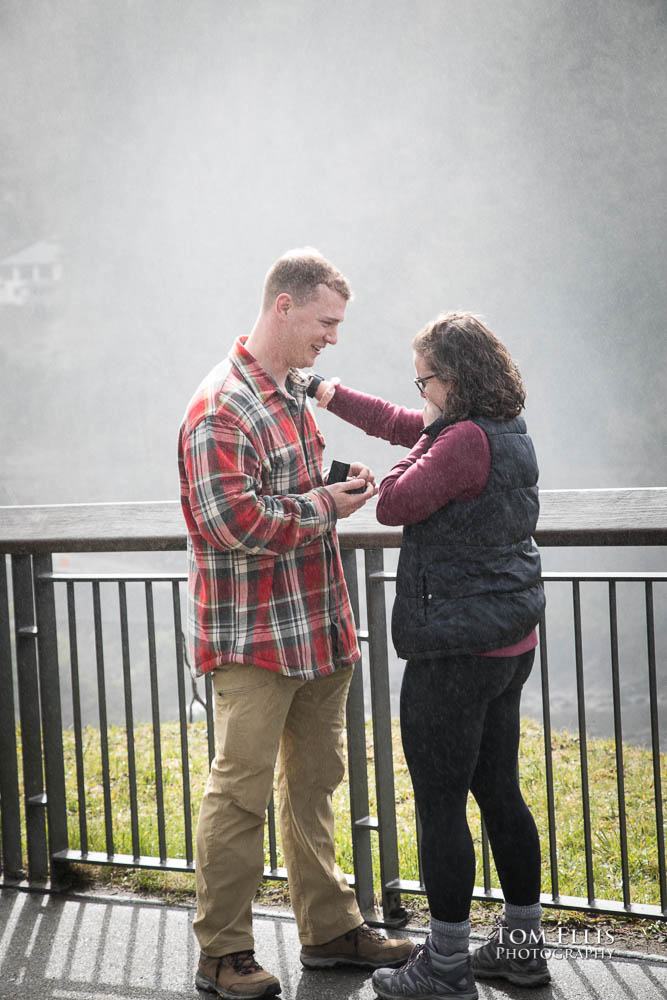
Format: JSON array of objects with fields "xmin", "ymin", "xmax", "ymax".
[{"xmin": 312, "ymin": 313, "xmax": 549, "ymax": 1000}]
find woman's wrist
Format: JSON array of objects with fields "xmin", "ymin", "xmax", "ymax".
[{"xmin": 313, "ymin": 376, "xmax": 340, "ymax": 408}]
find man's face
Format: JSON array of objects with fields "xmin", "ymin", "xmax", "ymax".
[{"xmin": 285, "ymin": 284, "xmax": 347, "ymax": 368}]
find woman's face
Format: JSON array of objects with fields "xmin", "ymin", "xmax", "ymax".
[{"xmin": 414, "ymin": 352, "xmax": 450, "ymax": 413}]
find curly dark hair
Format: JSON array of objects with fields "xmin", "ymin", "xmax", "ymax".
[{"xmin": 412, "ymin": 312, "xmax": 526, "ymax": 422}]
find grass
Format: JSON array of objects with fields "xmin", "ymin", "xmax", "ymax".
[{"xmin": 12, "ymin": 717, "xmax": 667, "ymax": 930}]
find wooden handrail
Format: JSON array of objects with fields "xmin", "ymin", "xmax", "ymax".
[{"xmin": 1, "ymin": 488, "xmax": 666, "ymax": 553}]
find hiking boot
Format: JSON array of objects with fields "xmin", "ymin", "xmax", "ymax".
[
  {"xmin": 300, "ymin": 922, "xmax": 414, "ymax": 969},
  {"xmin": 471, "ymin": 921, "xmax": 551, "ymax": 986},
  {"xmin": 372, "ymin": 939, "xmax": 478, "ymax": 999},
  {"xmin": 195, "ymin": 949, "xmax": 281, "ymax": 999}
]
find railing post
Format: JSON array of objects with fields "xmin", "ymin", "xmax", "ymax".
[
  {"xmin": 0, "ymin": 555, "xmax": 23, "ymax": 879},
  {"xmin": 33, "ymin": 554, "xmax": 69, "ymax": 883},
  {"xmin": 341, "ymin": 548, "xmax": 375, "ymax": 917},
  {"xmin": 118, "ymin": 581, "xmax": 140, "ymax": 861},
  {"xmin": 172, "ymin": 582, "xmax": 194, "ymax": 867},
  {"xmin": 538, "ymin": 612, "xmax": 559, "ymax": 902},
  {"xmin": 92, "ymin": 581, "xmax": 115, "ymax": 857},
  {"xmin": 11, "ymin": 554, "xmax": 49, "ymax": 881},
  {"xmin": 145, "ymin": 582, "xmax": 167, "ymax": 864},
  {"xmin": 572, "ymin": 581, "xmax": 595, "ymax": 905},
  {"xmin": 608, "ymin": 582, "xmax": 630, "ymax": 909},
  {"xmin": 645, "ymin": 581, "xmax": 666, "ymax": 915},
  {"xmin": 66, "ymin": 581, "xmax": 88, "ymax": 856},
  {"xmin": 365, "ymin": 548, "xmax": 406, "ymax": 926}
]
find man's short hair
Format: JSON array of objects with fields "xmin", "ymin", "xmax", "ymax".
[{"xmin": 262, "ymin": 247, "xmax": 352, "ymax": 311}]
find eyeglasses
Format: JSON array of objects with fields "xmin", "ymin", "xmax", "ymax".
[{"xmin": 413, "ymin": 374, "xmax": 437, "ymax": 394}]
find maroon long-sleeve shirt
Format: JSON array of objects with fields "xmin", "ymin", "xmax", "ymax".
[{"xmin": 328, "ymin": 384, "xmax": 537, "ymax": 658}]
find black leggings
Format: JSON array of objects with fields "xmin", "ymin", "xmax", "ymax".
[{"xmin": 400, "ymin": 649, "xmax": 541, "ymax": 923}]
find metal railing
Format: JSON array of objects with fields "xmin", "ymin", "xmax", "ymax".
[{"xmin": 0, "ymin": 489, "xmax": 666, "ymax": 924}]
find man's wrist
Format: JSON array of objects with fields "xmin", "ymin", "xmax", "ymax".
[{"xmin": 312, "ymin": 485, "xmax": 338, "ymax": 526}]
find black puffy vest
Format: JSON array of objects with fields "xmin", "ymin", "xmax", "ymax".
[{"xmin": 391, "ymin": 415, "xmax": 545, "ymax": 659}]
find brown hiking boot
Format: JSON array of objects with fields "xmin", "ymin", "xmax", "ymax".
[
  {"xmin": 300, "ymin": 922, "xmax": 414, "ymax": 969},
  {"xmin": 195, "ymin": 949, "xmax": 281, "ymax": 999}
]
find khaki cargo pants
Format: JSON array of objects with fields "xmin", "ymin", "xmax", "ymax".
[{"xmin": 193, "ymin": 661, "xmax": 363, "ymax": 957}]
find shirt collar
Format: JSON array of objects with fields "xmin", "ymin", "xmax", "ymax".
[{"xmin": 230, "ymin": 336, "xmax": 309, "ymax": 404}]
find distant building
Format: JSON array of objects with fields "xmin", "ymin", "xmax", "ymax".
[{"xmin": 0, "ymin": 240, "xmax": 64, "ymax": 305}]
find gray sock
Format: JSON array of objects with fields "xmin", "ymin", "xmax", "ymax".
[
  {"xmin": 429, "ymin": 917, "xmax": 471, "ymax": 956},
  {"xmin": 504, "ymin": 901, "xmax": 542, "ymax": 940}
]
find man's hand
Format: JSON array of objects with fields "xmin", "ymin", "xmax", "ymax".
[
  {"xmin": 422, "ymin": 399, "xmax": 442, "ymax": 427},
  {"xmin": 324, "ymin": 479, "xmax": 375, "ymax": 519}
]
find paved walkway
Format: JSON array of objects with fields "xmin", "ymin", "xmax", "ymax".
[{"xmin": 1, "ymin": 888, "xmax": 666, "ymax": 1000}]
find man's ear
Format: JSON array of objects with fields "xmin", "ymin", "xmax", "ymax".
[{"xmin": 275, "ymin": 292, "xmax": 292, "ymax": 318}]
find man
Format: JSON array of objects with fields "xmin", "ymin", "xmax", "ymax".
[{"xmin": 179, "ymin": 248, "xmax": 413, "ymax": 999}]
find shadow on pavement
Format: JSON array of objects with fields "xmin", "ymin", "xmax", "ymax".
[{"xmin": 1, "ymin": 889, "xmax": 666, "ymax": 1000}]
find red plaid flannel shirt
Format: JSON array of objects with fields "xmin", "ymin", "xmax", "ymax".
[{"xmin": 178, "ymin": 337, "xmax": 360, "ymax": 678}]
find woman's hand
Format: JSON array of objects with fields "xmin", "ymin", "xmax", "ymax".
[
  {"xmin": 422, "ymin": 399, "xmax": 442, "ymax": 427},
  {"xmin": 314, "ymin": 377, "xmax": 340, "ymax": 408},
  {"xmin": 349, "ymin": 461, "xmax": 378, "ymax": 494}
]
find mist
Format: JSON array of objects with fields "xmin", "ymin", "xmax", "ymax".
[{"xmin": 1, "ymin": 0, "xmax": 665, "ymax": 505}]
